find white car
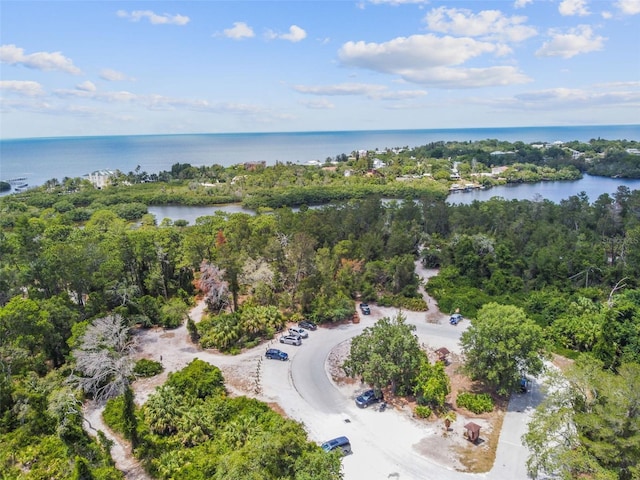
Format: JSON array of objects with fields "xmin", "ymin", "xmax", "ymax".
[
  {"xmin": 279, "ymin": 335, "xmax": 302, "ymax": 346},
  {"xmin": 288, "ymin": 327, "xmax": 309, "ymax": 338}
]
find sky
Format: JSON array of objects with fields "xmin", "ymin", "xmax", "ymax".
[{"xmin": 1, "ymin": 0, "xmax": 639, "ymax": 139}]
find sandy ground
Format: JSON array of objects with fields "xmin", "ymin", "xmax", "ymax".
[{"xmin": 83, "ymin": 264, "xmax": 506, "ymax": 479}]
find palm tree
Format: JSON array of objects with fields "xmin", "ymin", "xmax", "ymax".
[
  {"xmin": 144, "ymin": 385, "xmax": 182, "ymax": 435},
  {"xmin": 443, "ymin": 410, "xmax": 457, "ymax": 431}
]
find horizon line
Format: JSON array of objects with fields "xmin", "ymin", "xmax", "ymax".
[{"xmin": 2, "ymin": 123, "xmax": 639, "ymax": 142}]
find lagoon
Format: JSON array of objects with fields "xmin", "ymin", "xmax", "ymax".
[{"xmin": 148, "ymin": 174, "xmax": 640, "ymax": 225}]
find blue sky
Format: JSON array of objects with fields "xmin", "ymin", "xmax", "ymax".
[{"xmin": 1, "ymin": 0, "xmax": 639, "ymax": 139}]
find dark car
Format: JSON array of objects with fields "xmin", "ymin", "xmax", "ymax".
[
  {"xmin": 355, "ymin": 389, "xmax": 382, "ymax": 408},
  {"xmin": 265, "ymin": 348, "xmax": 288, "ymax": 361},
  {"xmin": 298, "ymin": 320, "xmax": 317, "ymax": 331},
  {"xmin": 359, "ymin": 303, "xmax": 371, "ymax": 315}
]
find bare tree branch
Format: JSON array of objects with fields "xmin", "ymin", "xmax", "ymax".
[{"xmin": 69, "ymin": 314, "xmax": 135, "ymax": 403}]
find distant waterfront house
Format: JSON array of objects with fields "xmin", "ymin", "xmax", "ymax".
[
  {"xmin": 490, "ymin": 150, "xmax": 516, "ymax": 157},
  {"xmin": 626, "ymin": 148, "xmax": 640, "ymax": 155},
  {"xmin": 372, "ymin": 158, "xmax": 386, "ymax": 169},
  {"xmin": 85, "ymin": 169, "xmax": 116, "ymax": 189},
  {"xmin": 243, "ymin": 161, "xmax": 266, "ymax": 171}
]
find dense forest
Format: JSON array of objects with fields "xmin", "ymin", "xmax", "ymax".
[{"xmin": 1, "ymin": 138, "xmax": 639, "ymax": 479}]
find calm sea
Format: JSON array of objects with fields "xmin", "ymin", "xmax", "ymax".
[{"xmin": 1, "ymin": 125, "xmax": 639, "ymax": 193}]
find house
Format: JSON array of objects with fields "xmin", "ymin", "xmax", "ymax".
[
  {"xmin": 85, "ymin": 169, "xmax": 116, "ymax": 189},
  {"xmin": 243, "ymin": 161, "xmax": 266, "ymax": 171},
  {"xmin": 372, "ymin": 158, "xmax": 387, "ymax": 169}
]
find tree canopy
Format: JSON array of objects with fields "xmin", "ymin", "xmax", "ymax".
[
  {"xmin": 343, "ymin": 313, "xmax": 425, "ymax": 395},
  {"xmin": 460, "ymin": 303, "xmax": 548, "ymax": 395},
  {"xmin": 523, "ymin": 356, "xmax": 640, "ymax": 480}
]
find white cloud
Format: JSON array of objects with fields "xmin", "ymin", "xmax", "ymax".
[
  {"xmin": 100, "ymin": 68, "xmax": 130, "ymax": 81},
  {"xmin": 280, "ymin": 25, "xmax": 307, "ymax": 42},
  {"xmin": 0, "ymin": 44, "xmax": 82, "ymax": 74},
  {"xmin": 48, "ymin": 86, "xmax": 291, "ymax": 123},
  {"xmin": 536, "ymin": 25, "xmax": 605, "ymax": 58},
  {"xmin": 616, "ymin": 0, "xmax": 640, "ymax": 14},
  {"xmin": 601, "ymin": 10, "xmax": 613, "ymax": 18},
  {"xmin": 266, "ymin": 25, "xmax": 307, "ymax": 42},
  {"xmin": 293, "ymin": 82, "xmax": 427, "ymax": 99},
  {"xmin": 558, "ymin": 0, "xmax": 590, "ymax": 16},
  {"xmin": 425, "ymin": 7, "xmax": 537, "ymax": 42},
  {"xmin": 76, "ymin": 81, "xmax": 96, "ymax": 92},
  {"xmin": 222, "ymin": 22, "xmax": 255, "ymax": 40},
  {"xmin": 514, "ymin": 0, "xmax": 533, "ymax": 8},
  {"xmin": 464, "ymin": 83, "xmax": 640, "ymax": 115},
  {"xmin": 514, "ymin": 86, "xmax": 640, "ymax": 108},
  {"xmin": 338, "ymin": 34, "xmax": 530, "ymax": 88},
  {"xmin": 368, "ymin": 0, "xmax": 431, "ymax": 4},
  {"xmin": 0, "ymin": 80, "xmax": 45, "ymax": 96},
  {"xmin": 116, "ymin": 10, "xmax": 189, "ymax": 26},
  {"xmin": 300, "ymin": 98, "xmax": 335, "ymax": 109}
]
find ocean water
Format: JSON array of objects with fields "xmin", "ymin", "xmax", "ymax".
[{"xmin": 1, "ymin": 125, "xmax": 639, "ymax": 191}]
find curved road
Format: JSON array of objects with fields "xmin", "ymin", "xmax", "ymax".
[{"xmin": 280, "ymin": 303, "xmax": 540, "ymax": 480}]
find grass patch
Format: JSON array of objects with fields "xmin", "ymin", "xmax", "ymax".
[{"xmin": 455, "ymin": 400, "xmax": 507, "ymax": 473}]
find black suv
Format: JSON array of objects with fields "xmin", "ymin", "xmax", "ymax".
[
  {"xmin": 359, "ymin": 303, "xmax": 371, "ymax": 315},
  {"xmin": 298, "ymin": 320, "xmax": 317, "ymax": 331},
  {"xmin": 355, "ymin": 389, "xmax": 382, "ymax": 408},
  {"xmin": 265, "ymin": 348, "xmax": 288, "ymax": 361}
]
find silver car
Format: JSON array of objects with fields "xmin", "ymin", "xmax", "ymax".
[
  {"xmin": 279, "ymin": 335, "xmax": 302, "ymax": 346},
  {"xmin": 288, "ymin": 327, "xmax": 309, "ymax": 338}
]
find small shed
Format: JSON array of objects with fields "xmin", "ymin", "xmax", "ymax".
[
  {"xmin": 464, "ymin": 422, "xmax": 481, "ymax": 443},
  {"xmin": 435, "ymin": 347, "xmax": 450, "ymax": 363}
]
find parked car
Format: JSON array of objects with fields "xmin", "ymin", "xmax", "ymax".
[
  {"xmin": 279, "ymin": 335, "xmax": 302, "ymax": 346},
  {"xmin": 449, "ymin": 313, "xmax": 463, "ymax": 325},
  {"xmin": 359, "ymin": 303, "xmax": 371, "ymax": 315},
  {"xmin": 288, "ymin": 327, "xmax": 309, "ymax": 338},
  {"xmin": 355, "ymin": 389, "xmax": 382, "ymax": 408},
  {"xmin": 321, "ymin": 436, "xmax": 351, "ymax": 455},
  {"xmin": 298, "ymin": 320, "xmax": 317, "ymax": 331},
  {"xmin": 265, "ymin": 348, "xmax": 288, "ymax": 361}
]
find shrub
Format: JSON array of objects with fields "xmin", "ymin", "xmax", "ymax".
[
  {"xmin": 134, "ymin": 358, "xmax": 163, "ymax": 378},
  {"xmin": 456, "ymin": 392, "xmax": 494, "ymax": 414},
  {"xmin": 166, "ymin": 359, "xmax": 225, "ymax": 399},
  {"xmin": 377, "ymin": 294, "xmax": 428, "ymax": 311},
  {"xmin": 103, "ymin": 395, "xmax": 125, "ymax": 434},
  {"xmin": 415, "ymin": 405, "xmax": 432, "ymax": 418}
]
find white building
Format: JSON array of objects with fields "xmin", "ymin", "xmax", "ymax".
[{"xmin": 85, "ymin": 169, "xmax": 116, "ymax": 189}]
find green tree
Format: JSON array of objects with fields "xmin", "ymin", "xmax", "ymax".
[
  {"xmin": 122, "ymin": 385, "xmax": 139, "ymax": 449},
  {"xmin": 165, "ymin": 358, "xmax": 225, "ymax": 399},
  {"xmin": 460, "ymin": 303, "xmax": 548, "ymax": 395},
  {"xmin": 343, "ymin": 313, "xmax": 425, "ymax": 395},
  {"xmin": 523, "ymin": 356, "xmax": 640, "ymax": 480},
  {"xmin": 414, "ymin": 358, "xmax": 450, "ymax": 408}
]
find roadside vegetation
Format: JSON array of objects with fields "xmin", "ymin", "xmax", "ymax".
[{"xmin": 1, "ymin": 137, "xmax": 639, "ymax": 478}]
